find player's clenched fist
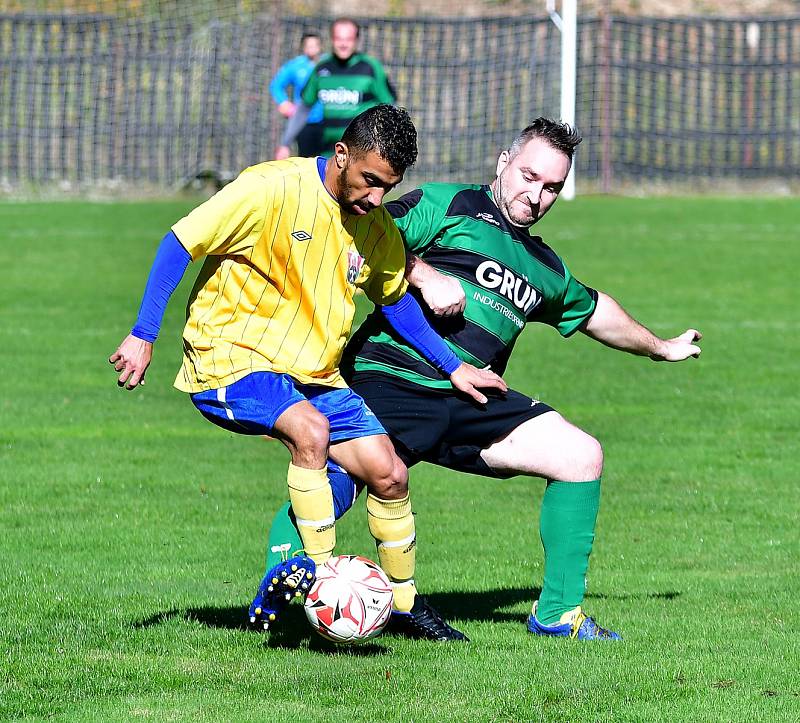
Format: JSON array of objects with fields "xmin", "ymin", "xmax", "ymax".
[
  {"xmin": 109, "ymin": 334, "xmax": 153, "ymax": 390},
  {"xmin": 407, "ymin": 254, "xmax": 466, "ymax": 317}
]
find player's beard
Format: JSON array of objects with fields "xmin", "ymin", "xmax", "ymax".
[
  {"xmin": 495, "ymin": 172, "xmax": 538, "ymax": 228},
  {"xmin": 336, "ymin": 166, "xmax": 368, "ymax": 215}
]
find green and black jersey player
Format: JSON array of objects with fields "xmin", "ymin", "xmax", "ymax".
[
  {"xmin": 300, "ymin": 51, "xmax": 395, "ymax": 150},
  {"xmin": 345, "ymin": 178, "xmax": 598, "ymax": 453},
  {"xmin": 279, "ymin": 17, "xmax": 396, "ymax": 156},
  {"xmin": 260, "ymin": 118, "xmax": 703, "ymax": 642}
]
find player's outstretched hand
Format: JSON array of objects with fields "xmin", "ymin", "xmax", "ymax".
[
  {"xmin": 109, "ymin": 334, "xmax": 153, "ymax": 390},
  {"xmin": 651, "ymin": 328, "xmax": 702, "ymax": 362},
  {"xmin": 450, "ymin": 363, "xmax": 508, "ymax": 404}
]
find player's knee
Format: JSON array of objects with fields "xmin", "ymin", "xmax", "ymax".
[
  {"xmin": 364, "ymin": 453, "xmax": 409, "ymax": 500},
  {"xmin": 552, "ymin": 429, "xmax": 604, "ymax": 481},
  {"xmin": 578, "ymin": 434, "xmax": 604, "ymax": 480},
  {"xmin": 294, "ymin": 414, "xmax": 330, "ymax": 459}
]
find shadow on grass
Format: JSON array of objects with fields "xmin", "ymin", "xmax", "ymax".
[
  {"xmin": 132, "ymin": 604, "xmax": 389, "ymax": 654},
  {"xmin": 132, "ymin": 587, "xmax": 680, "ymax": 645},
  {"xmin": 587, "ymin": 590, "xmax": 681, "ymax": 601},
  {"xmin": 423, "ymin": 587, "xmax": 540, "ymax": 623},
  {"xmin": 133, "ymin": 606, "xmax": 249, "ymax": 631},
  {"xmin": 266, "ymin": 607, "xmax": 389, "ymax": 655},
  {"xmin": 132, "ymin": 587, "xmax": 540, "ymax": 633},
  {"xmin": 408, "ymin": 588, "xmax": 682, "ymax": 621}
]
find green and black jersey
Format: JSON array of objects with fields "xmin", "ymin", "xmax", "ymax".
[
  {"xmin": 344, "ymin": 183, "xmax": 598, "ymax": 390},
  {"xmin": 302, "ymin": 53, "xmax": 396, "ymax": 147}
]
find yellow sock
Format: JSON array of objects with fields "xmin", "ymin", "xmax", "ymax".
[
  {"xmin": 366, "ymin": 493, "xmax": 417, "ymax": 612},
  {"xmin": 390, "ymin": 580, "xmax": 417, "ymax": 614},
  {"xmin": 287, "ymin": 463, "xmax": 334, "ymax": 564}
]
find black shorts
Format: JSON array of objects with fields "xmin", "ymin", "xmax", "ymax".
[
  {"xmin": 348, "ymin": 373, "xmax": 554, "ymax": 478},
  {"xmin": 296, "ymin": 123, "xmax": 325, "ymax": 157}
]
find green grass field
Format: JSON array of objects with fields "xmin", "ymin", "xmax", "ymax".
[{"xmin": 1, "ymin": 196, "xmax": 798, "ymax": 721}]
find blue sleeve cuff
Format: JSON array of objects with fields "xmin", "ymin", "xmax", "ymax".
[
  {"xmin": 381, "ymin": 293, "xmax": 461, "ymax": 375},
  {"xmin": 130, "ymin": 230, "xmax": 191, "ymax": 343}
]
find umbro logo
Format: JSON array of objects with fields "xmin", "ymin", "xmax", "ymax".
[
  {"xmin": 291, "ymin": 230, "xmax": 312, "ymax": 242},
  {"xmin": 318, "ymin": 68, "xmax": 331, "ymax": 76}
]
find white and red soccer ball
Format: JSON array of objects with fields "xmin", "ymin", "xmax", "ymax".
[{"xmin": 304, "ymin": 554, "xmax": 393, "ymax": 644}]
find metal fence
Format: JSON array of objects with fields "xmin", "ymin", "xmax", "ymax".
[
  {"xmin": 1, "ymin": 12, "xmax": 798, "ymax": 191},
  {"xmin": 578, "ymin": 16, "xmax": 800, "ymax": 188}
]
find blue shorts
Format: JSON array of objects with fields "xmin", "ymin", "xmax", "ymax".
[{"xmin": 190, "ymin": 371, "xmax": 386, "ymax": 443}]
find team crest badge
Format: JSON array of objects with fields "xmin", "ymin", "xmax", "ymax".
[{"xmin": 346, "ymin": 250, "xmax": 365, "ymax": 284}]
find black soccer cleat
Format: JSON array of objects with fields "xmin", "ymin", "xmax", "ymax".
[{"xmin": 387, "ymin": 596, "xmax": 469, "ymax": 642}]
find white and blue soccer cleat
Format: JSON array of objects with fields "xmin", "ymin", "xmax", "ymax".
[
  {"xmin": 527, "ymin": 601, "xmax": 621, "ymax": 641},
  {"xmin": 248, "ymin": 554, "xmax": 316, "ymax": 631}
]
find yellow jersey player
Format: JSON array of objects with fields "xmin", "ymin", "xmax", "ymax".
[{"xmin": 109, "ymin": 105, "xmax": 505, "ymax": 631}]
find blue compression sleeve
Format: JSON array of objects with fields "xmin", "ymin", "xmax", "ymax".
[
  {"xmin": 130, "ymin": 230, "xmax": 191, "ymax": 343},
  {"xmin": 381, "ymin": 293, "xmax": 461, "ymax": 375}
]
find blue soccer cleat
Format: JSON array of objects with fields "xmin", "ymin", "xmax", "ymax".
[
  {"xmin": 248, "ymin": 554, "xmax": 316, "ymax": 631},
  {"xmin": 527, "ymin": 601, "xmax": 621, "ymax": 641}
]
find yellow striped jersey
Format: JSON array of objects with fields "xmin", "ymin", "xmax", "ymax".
[{"xmin": 171, "ymin": 157, "xmax": 408, "ymax": 392}]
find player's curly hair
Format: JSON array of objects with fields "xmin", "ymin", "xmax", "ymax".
[
  {"xmin": 341, "ymin": 105, "xmax": 418, "ymax": 175},
  {"xmin": 509, "ymin": 117, "xmax": 582, "ymax": 160}
]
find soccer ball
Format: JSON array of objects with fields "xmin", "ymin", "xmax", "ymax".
[{"xmin": 304, "ymin": 554, "xmax": 393, "ymax": 644}]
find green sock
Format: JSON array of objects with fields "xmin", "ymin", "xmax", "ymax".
[
  {"xmin": 264, "ymin": 501, "xmax": 303, "ymax": 573},
  {"xmin": 536, "ymin": 479, "xmax": 601, "ymax": 626}
]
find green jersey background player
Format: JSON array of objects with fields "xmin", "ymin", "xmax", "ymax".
[
  {"xmin": 262, "ymin": 118, "xmax": 703, "ymax": 641},
  {"xmin": 277, "ymin": 17, "xmax": 397, "ymax": 158}
]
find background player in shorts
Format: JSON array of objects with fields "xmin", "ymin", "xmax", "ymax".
[
  {"xmin": 277, "ymin": 17, "xmax": 397, "ymax": 158},
  {"xmin": 108, "ymin": 105, "xmax": 505, "ymax": 631},
  {"xmin": 262, "ymin": 118, "xmax": 702, "ymax": 642}
]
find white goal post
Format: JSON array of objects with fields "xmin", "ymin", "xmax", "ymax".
[{"xmin": 547, "ymin": 0, "xmax": 578, "ymax": 200}]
